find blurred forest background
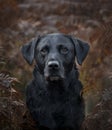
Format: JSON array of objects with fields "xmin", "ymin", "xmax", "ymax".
[{"xmin": 0, "ymin": 0, "xmax": 112, "ymax": 130}]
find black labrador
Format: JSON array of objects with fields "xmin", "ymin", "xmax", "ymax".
[{"xmin": 21, "ymin": 33, "xmax": 89, "ymax": 130}]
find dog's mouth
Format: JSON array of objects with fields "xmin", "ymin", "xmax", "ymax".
[
  {"xmin": 45, "ymin": 75, "xmax": 64, "ymax": 82},
  {"xmin": 49, "ymin": 76, "xmax": 60, "ymax": 81}
]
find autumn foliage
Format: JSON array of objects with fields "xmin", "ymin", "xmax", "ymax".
[{"xmin": 0, "ymin": 0, "xmax": 19, "ymax": 28}]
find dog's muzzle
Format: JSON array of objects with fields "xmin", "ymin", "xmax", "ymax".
[{"xmin": 44, "ymin": 60, "xmax": 64, "ymax": 81}]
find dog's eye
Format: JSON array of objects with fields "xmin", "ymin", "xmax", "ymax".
[
  {"xmin": 40, "ymin": 48, "xmax": 48, "ymax": 55},
  {"xmin": 60, "ymin": 47, "xmax": 68, "ymax": 54}
]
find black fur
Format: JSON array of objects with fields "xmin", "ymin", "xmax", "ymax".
[{"xmin": 21, "ymin": 33, "xmax": 89, "ymax": 130}]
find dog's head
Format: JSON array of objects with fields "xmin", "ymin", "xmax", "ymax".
[{"xmin": 21, "ymin": 33, "xmax": 89, "ymax": 82}]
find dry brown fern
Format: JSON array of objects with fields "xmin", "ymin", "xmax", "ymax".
[
  {"xmin": 90, "ymin": 21, "xmax": 112, "ymax": 59},
  {"xmin": 0, "ymin": 0, "xmax": 19, "ymax": 28},
  {"xmin": 0, "ymin": 73, "xmax": 19, "ymax": 88},
  {"xmin": 83, "ymin": 21, "xmax": 112, "ymax": 91},
  {"xmin": 81, "ymin": 21, "xmax": 112, "ymax": 114}
]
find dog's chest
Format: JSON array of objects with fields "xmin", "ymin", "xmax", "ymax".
[
  {"xmin": 37, "ymin": 88, "xmax": 77, "ymax": 116},
  {"xmin": 28, "ymin": 79, "xmax": 83, "ymax": 128}
]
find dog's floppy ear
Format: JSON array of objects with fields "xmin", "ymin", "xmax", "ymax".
[
  {"xmin": 71, "ymin": 37, "xmax": 90, "ymax": 65},
  {"xmin": 21, "ymin": 37, "xmax": 40, "ymax": 65}
]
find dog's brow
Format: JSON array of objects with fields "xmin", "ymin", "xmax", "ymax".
[
  {"xmin": 38, "ymin": 39, "xmax": 51, "ymax": 48},
  {"xmin": 40, "ymin": 38, "xmax": 50, "ymax": 43},
  {"xmin": 39, "ymin": 43, "xmax": 50, "ymax": 50}
]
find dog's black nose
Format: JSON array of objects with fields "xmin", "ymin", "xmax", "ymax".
[{"xmin": 48, "ymin": 61, "xmax": 59, "ymax": 69}]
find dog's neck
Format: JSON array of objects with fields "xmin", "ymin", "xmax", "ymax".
[{"xmin": 33, "ymin": 65, "xmax": 79, "ymax": 91}]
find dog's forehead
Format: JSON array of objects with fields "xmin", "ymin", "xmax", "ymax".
[{"xmin": 38, "ymin": 34, "xmax": 74, "ymax": 47}]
